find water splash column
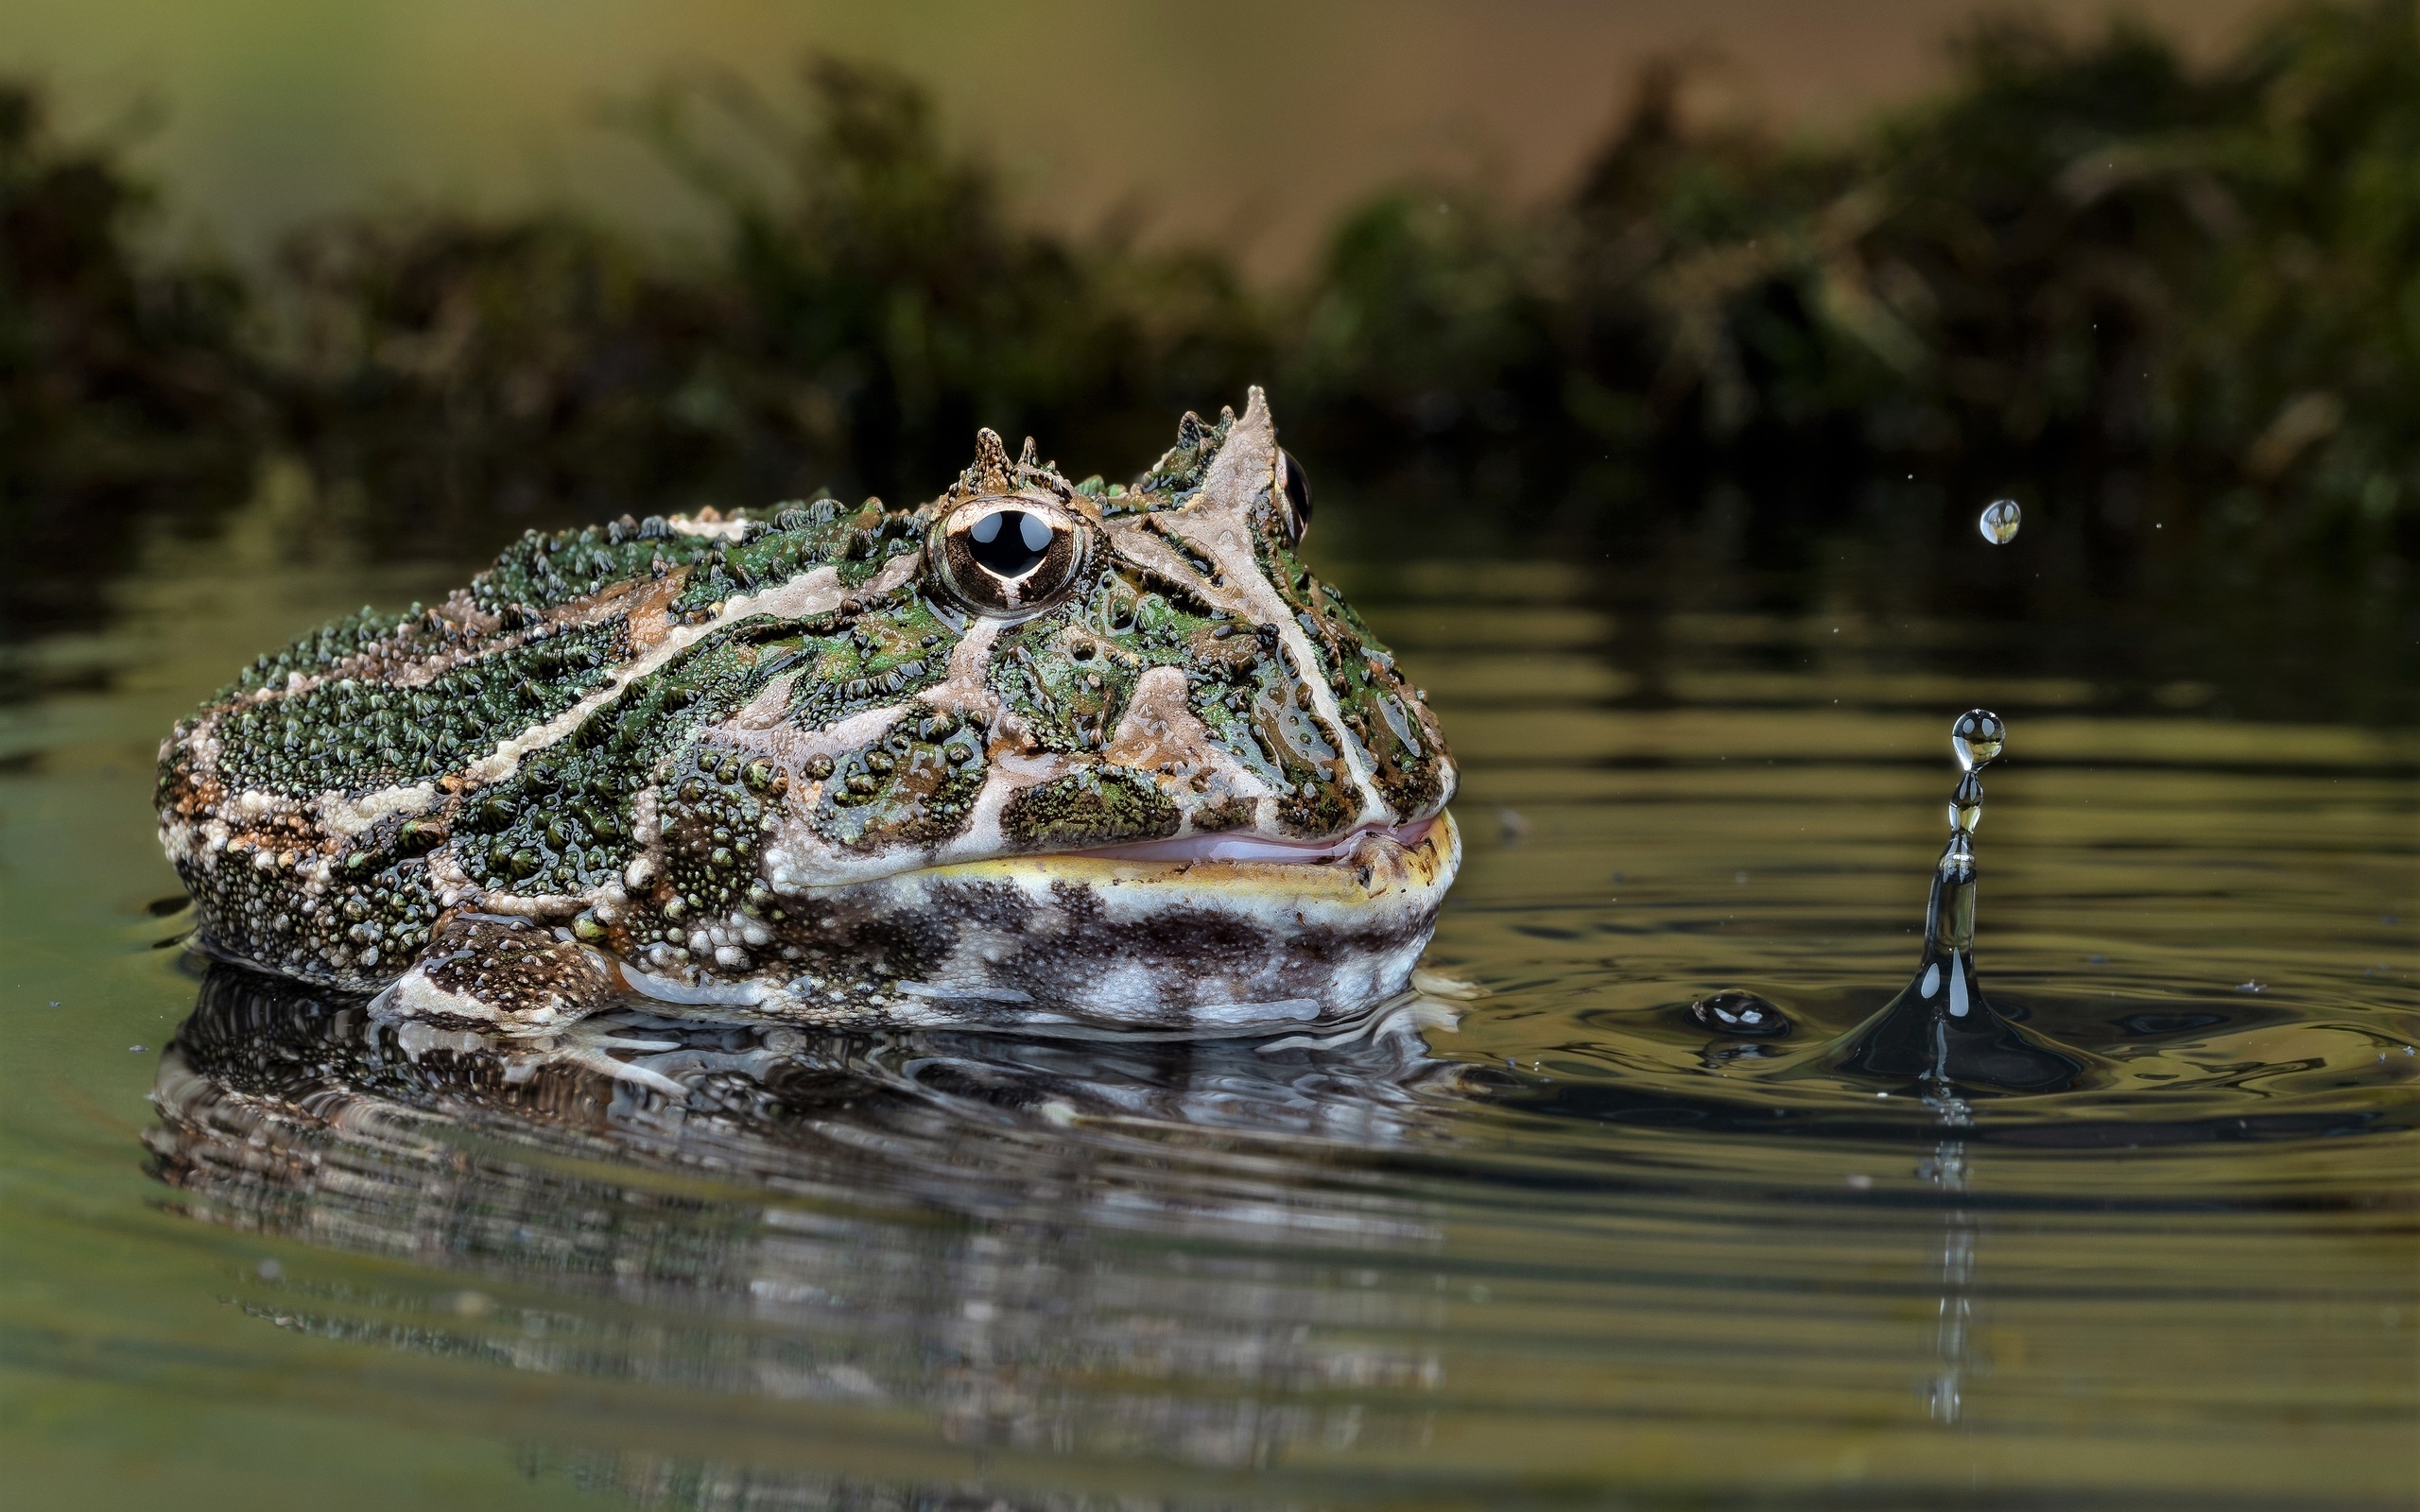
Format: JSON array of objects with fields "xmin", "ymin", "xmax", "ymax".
[
  {"xmin": 1922, "ymin": 713, "xmax": 1991, "ymax": 1425},
  {"xmin": 1829, "ymin": 710, "xmax": 2083, "ymax": 1093},
  {"xmin": 1916, "ymin": 710, "xmax": 2005, "ymax": 1045}
]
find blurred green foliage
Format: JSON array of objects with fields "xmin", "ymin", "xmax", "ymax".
[
  {"xmin": 0, "ymin": 86, "xmax": 258, "ymax": 638},
  {"xmin": 1296, "ymin": 0, "xmax": 2420, "ymax": 574},
  {"xmin": 274, "ymin": 58, "xmax": 1268, "ymax": 557},
  {"xmin": 9, "ymin": 2, "xmax": 2420, "ymax": 642}
]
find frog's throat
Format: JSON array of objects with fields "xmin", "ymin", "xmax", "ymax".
[{"xmin": 794, "ymin": 811, "xmax": 1460, "ymax": 1029}]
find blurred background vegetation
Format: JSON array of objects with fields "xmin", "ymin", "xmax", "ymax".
[{"xmin": 4, "ymin": 0, "xmax": 2418, "ymax": 694}]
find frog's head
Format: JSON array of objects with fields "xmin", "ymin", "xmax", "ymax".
[
  {"xmin": 916, "ymin": 386, "xmax": 1452, "ymax": 849},
  {"xmin": 717, "ymin": 387, "xmax": 1460, "ymax": 1021}
]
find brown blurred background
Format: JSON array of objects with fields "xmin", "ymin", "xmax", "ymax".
[
  {"xmin": 1, "ymin": 0, "xmax": 2273, "ymax": 275},
  {"xmin": 5, "ymin": 0, "xmax": 2412, "ymax": 726}
]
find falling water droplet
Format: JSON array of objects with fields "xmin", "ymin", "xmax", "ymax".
[
  {"xmin": 1979, "ymin": 499, "xmax": 2022, "ymax": 544},
  {"xmin": 1688, "ymin": 989, "xmax": 1793, "ymax": 1039},
  {"xmin": 1950, "ymin": 709, "xmax": 2005, "ymax": 773},
  {"xmin": 1947, "ymin": 771, "xmax": 1984, "ymax": 833}
]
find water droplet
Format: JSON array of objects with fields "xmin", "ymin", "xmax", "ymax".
[
  {"xmin": 1950, "ymin": 709, "xmax": 2005, "ymax": 772},
  {"xmin": 1688, "ymin": 989, "xmax": 1793, "ymax": 1039},
  {"xmin": 1979, "ymin": 498, "xmax": 2022, "ymax": 544},
  {"xmin": 1947, "ymin": 771, "xmax": 1984, "ymax": 833}
]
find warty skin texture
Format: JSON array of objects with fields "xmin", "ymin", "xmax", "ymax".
[{"xmin": 156, "ymin": 389, "xmax": 1459, "ymax": 1037}]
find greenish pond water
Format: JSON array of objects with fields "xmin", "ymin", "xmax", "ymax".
[{"xmin": 1, "ymin": 508, "xmax": 2414, "ymax": 1509}]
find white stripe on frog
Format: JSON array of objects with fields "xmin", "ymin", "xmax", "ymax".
[{"xmin": 1151, "ymin": 388, "xmax": 1388, "ymax": 830}]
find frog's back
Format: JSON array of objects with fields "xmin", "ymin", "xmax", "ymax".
[{"xmin": 156, "ymin": 501, "xmax": 924, "ymax": 987}]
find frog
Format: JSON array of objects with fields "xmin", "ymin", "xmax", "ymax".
[{"xmin": 154, "ymin": 388, "xmax": 1459, "ymax": 1062}]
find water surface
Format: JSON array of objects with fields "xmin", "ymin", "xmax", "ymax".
[{"xmin": 1, "ymin": 508, "xmax": 2413, "ymax": 1509}]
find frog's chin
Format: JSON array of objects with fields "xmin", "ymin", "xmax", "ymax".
[{"xmin": 849, "ymin": 810, "xmax": 1461, "ymax": 1029}]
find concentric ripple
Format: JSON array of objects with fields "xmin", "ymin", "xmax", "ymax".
[{"xmin": 0, "ymin": 544, "xmax": 2411, "ymax": 1508}]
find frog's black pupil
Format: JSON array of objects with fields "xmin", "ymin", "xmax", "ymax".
[
  {"xmin": 1279, "ymin": 449, "xmax": 1313, "ymax": 539},
  {"xmin": 966, "ymin": 509, "xmax": 1053, "ymax": 576}
]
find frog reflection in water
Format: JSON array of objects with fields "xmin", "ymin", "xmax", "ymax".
[
  {"xmin": 144, "ymin": 963, "xmax": 1470, "ymax": 1477},
  {"xmin": 154, "ymin": 391, "xmax": 1459, "ymax": 1069}
]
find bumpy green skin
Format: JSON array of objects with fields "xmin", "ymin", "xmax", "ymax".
[
  {"xmin": 156, "ymin": 391, "xmax": 1458, "ymax": 1033},
  {"xmin": 810, "ymin": 704, "xmax": 988, "ymax": 850},
  {"xmin": 215, "ymin": 621, "xmax": 628, "ymax": 797},
  {"xmin": 1001, "ymin": 767, "xmax": 1181, "ymax": 849}
]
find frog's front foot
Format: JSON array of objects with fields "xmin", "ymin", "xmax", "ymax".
[
  {"xmin": 373, "ymin": 916, "xmax": 700, "ymax": 1096},
  {"xmin": 370, "ymin": 911, "xmax": 621, "ymax": 1037}
]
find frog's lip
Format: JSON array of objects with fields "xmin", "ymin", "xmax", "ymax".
[
  {"xmin": 1047, "ymin": 815, "xmax": 1444, "ymax": 868},
  {"xmin": 767, "ymin": 814, "xmax": 1458, "ymax": 898},
  {"xmin": 894, "ymin": 811, "xmax": 1459, "ymax": 902}
]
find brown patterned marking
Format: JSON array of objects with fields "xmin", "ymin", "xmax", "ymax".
[{"xmin": 565, "ymin": 569, "xmax": 690, "ymax": 656}]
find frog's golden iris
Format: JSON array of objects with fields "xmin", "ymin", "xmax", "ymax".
[{"xmin": 933, "ymin": 493, "xmax": 1091, "ymax": 617}]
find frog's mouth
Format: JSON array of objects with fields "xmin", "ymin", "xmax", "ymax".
[{"xmin": 917, "ymin": 811, "xmax": 1461, "ymax": 907}]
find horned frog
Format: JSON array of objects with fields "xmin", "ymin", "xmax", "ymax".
[{"xmin": 156, "ymin": 390, "xmax": 1459, "ymax": 1057}]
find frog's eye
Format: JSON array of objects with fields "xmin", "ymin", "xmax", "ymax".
[
  {"xmin": 934, "ymin": 496, "xmax": 1091, "ymax": 617},
  {"xmin": 1276, "ymin": 449, "xmax": 1313, "ymax": 547}
]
